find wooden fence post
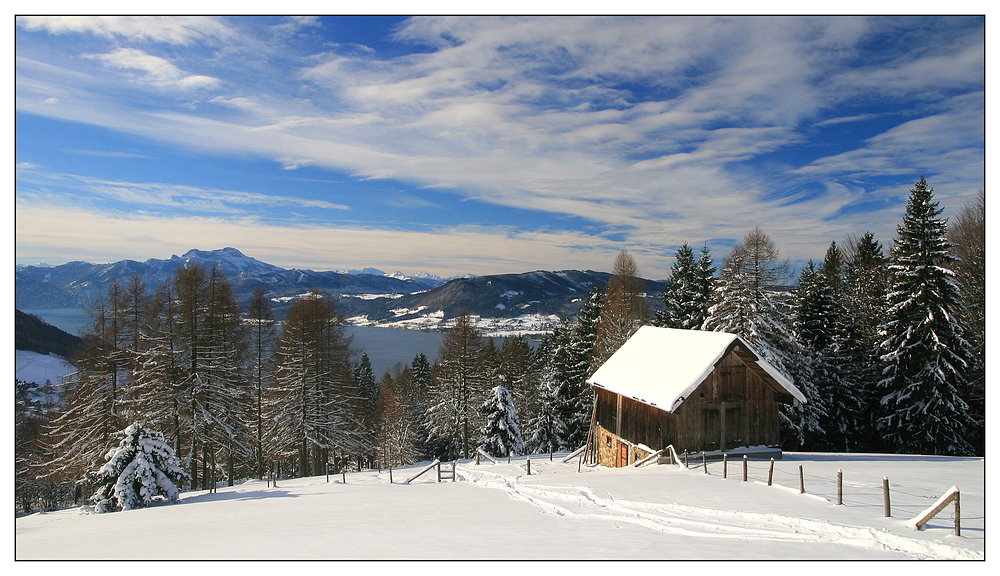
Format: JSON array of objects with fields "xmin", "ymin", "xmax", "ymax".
[
  {"xmin": 476, "ymin": 452, "xmax": 480, "ymax": 465},
  {"xmin": 389, "ymin": 467, "xmax": 393, "ymax": 484},
  {"xmin": 437, "ymin": 461, "xmax": 442, "ymax": 482},
  {"xmin": 723, "ymin": 454, "xmax": 728, "ymax": 479},
  {"xmin": 550, "ymin": 446, "xmax": 553, "ymax": 461},
  {"xmin": 742, "ymin": 455, "xmax": 748, "ymax": 482},
  {"xmin": 955, "ymin": 491, "xmax": 961, "ymax": 536},
  {"xmin": 527, "ymin": 456, "xmax": 531, "ymax": 475},
  {"xmin": 684, "ymin": 450, "xmax": 689, "ymax": 468},
  {"xmin": 836, "ymin": 469, "xmax": 843, "ymax": 505},
  {"xmin": 703, "ymin": 452, "xmax": 707, "ymax": 474},
  {"xmin": 342, "ymin": 470, "xmax": 346, "ymax": 484},
  {"xmin": 767, "ymin": 458, "xmax": 774, "ymax": 486},
  {"xmin": 883, "ymin": 477, "xmax": 890, "ymax": 517},
  {"xmin": 798, "ymin": 465, "xmax": 804, "ymax": 494}
]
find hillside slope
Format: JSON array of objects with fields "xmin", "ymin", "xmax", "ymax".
[{"xmin": 15, "ymin": 453, "xmax": 983, "ymax": 560}]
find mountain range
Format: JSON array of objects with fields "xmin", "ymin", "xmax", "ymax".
[{"xmin": 16, "ymin": 248, "xmax": 666, "ymax": 332}]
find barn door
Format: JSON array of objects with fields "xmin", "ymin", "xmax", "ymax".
[
  {"xmin": 725, "ymin": 405, "xmax": 743, "ymax": 448},
  {"xmin": 616, "ymin": 440, "xmax": 629, "ymax": 467},
  {"xmin": 703, "ymin": 408, "xmax": 720, "ymax": 452}
]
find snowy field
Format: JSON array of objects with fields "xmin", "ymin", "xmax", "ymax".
[
  {"xmin": 14, "ymin": 350, "xmax": 73, "ymax": 386},
  {"xmin": 15, "ymin": 452, "xmax": 985, "ymax": 562}
]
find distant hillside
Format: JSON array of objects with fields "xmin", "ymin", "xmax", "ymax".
[
  {"xmin": 15, "ymin": 249, "xmax": 668, "ymax": 333},
  {"xmin": 15, "ymin": 248, "xmax": 445, "ymax": 314},
  {"xmin": 348, "ymin": 270, "xmax": 666, "ymax": 327},
  {"xmin": 15, "ymin": 309, "xmax": 83, "ymax": 360}
]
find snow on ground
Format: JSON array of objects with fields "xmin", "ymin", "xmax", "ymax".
[
  {"xmin": 14, "ymin": 350, "xmax": 73, "ymax": 385},
  {"xmin": 15, "ymin": 452, "xmax": 984, "ymax": 561}
]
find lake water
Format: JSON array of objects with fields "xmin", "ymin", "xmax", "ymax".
[{"xmin": 21, "ymin": 308, "xmax": 445, "ymax": 378}]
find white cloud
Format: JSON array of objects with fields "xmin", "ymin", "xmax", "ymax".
[
  {"xmin": 13, "ymin": 203, "xmax": 627, "ymax": 277},
  {"xmin": 16, "ymin": 168, "xmax": 350, "ymax": 214},
  {"xmin": 14, "ymin": 16, "xmax": 984, "ymax": 274},
  {"xmin": 86, "ymin": 47, "xmax": 221, "ymax": 91},
  {"xmin": 16, "ymin": 16, "xmax": 233, "ymax": 45}
]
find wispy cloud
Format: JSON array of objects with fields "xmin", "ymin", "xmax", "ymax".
[
  {"xmin": 85, "ymin": 47, "xmax": 221, "ymax": 91},
  {"xmin": 16, "ymin": 167, "xmax": 350, "ymax": 214},
  {"xmin": 14, "ymin": 16, "xmax": 984, "ymax": 275},
  {"xmin": 16, "ymin": 16, "xmax": 233, "ymax": 45}
]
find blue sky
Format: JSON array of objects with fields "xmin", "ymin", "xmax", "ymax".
[{"xmin": 14, "ymin": 15, "xmax": 985, "ymax": 279}]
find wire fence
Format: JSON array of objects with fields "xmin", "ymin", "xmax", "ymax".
[{"xmin": 694, "ymin": 456, "xmax": 957, "ymax": 519}]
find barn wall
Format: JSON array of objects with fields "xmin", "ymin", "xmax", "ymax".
[
  {"xmin": 592, "ymin": 347, "xmax": 786, "ymax": 465},
  {"xmin": 593, "ymin": 423, "xmax": 652, "ymax": 467},
  {"xmin": 673, "ymin": 349, "xmax": 783, "ymax": 451}
]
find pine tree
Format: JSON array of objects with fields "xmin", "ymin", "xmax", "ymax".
[
  {"xmin": 593, "ymin": 249, "xmax": 648, "ymax": 368},
  {"xmin": 354, "ymin": 352, "xmax": 378, "ymax": 464},
  {"xmin": 793, "ymin": 261, "xmax": 857, "ymax": 451},
  {"xmin": 545, "ymin": 319, "xmax": 588, "ymax": 448},
  {"xmin": 947, "ymin": 190, "xmax": 985, "ymax": 454},
  {"xmin": 425, "ymin": 312, "xmax": 487, "ymax": 460},
  {"xmin": 400, "ymin": 353, "xmax": 433, "ymax": 459},
  {"xmin": 42, "ymin": 280, "xmax": 137, "ymax": 487},
  {"xmin": 497, "ymin": 335, "xmax": 535, "ymax": 426},
  {"xmin": 878, "ymin": 177, "xmax": 978, "ymax": 456},
  {"xmin": 658, "ymin": 243, "xmax": 712, "ymax": 330},
  {"xmin": 375, "ymin": 367, "xmax": 419, "ymax": 468},
  {"xmin": 87, "ymin": 422, "xmax": 190, "ymax": 513},
  {"xmin": 478, "ymin": 385, "xmax": 525, "ymax": 458},
  {"xmin": 246, "ymin": 285, "xmax": 276, "ymax": 478},
  {"xmin": 268, "ymin": 289, "xmax": 361, "ymax": 477},
  {"xmin": 524, "ymin": 363, "xmax": 569, "ymax": 455},
  {"xmin": 575, "ymin": 285, "xmax": 604, "ymax": 379},
  {"xmin": 840, "ymin": 232, "xmax": 889, "ymax": 451},
  {"xmin": 703, "ymin": 228, "xmax": 818, "ymax": 445},
  {"xmin": 16, "ymin": 379, "xmax": 60, "ymax": 513}
]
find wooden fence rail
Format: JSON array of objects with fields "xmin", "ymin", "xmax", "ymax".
[
  {"xmin": 404, "ymin": 459, "xmax": 440, "ymax": 485},
  {"xmin": 906, "ymin": 486, "xmax": 961, "ymax": 536}
]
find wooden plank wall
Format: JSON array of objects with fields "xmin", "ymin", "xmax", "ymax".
[{"xmin": 593, "ymin": 348, "xmax": 785, "ymax": 463}]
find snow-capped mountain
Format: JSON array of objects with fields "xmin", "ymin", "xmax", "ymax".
[
  {"xmin": 14, "ymin": 248, "xmax": 445, "ymax": 312},
  {"xmin": 15, "ymin": 249, "xmax": 665, "ymax": 332}
]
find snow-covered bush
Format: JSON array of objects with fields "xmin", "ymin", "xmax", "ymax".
[
  {"xmin": 478, "ymin": 385, "xmax": 524, "ymax": 457},
  {"xmin": 88, "ymin": 422, "xmax": 190, "ymax": 513}
]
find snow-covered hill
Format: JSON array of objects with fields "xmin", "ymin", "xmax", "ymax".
[
  {"xmin": 15, "ymin": 350, "xmax": 73, "ymax": 386},
  {"xmin": 15, "ymin": 452, "xmax": 984, "ymax": 560}
]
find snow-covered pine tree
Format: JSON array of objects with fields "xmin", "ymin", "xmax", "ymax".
[
  {"xmin": 793, "ymin": 260, "xmax": 862, "ymax": 451},
  {"xmin": 840, "ymin": 232, "xmax": 889, "ymax": 451},
  {"xmin": 88, "ymin": 422, "xmax": 190, "ymax": 513},
  {"xmin": 16, "ymin": 378, "xmax": 60, "ymax": 513},
  {"xmin": 401, "ymin": 353, "xmax": 433, "ymax": 459},
  {"xmin": 478, "ymin": 385, "xmax": 525, "ymax": 458},
  {"xmin": 41, "ymin": 279, "xmax": 141, "ymax": 489},
  {"xmin": 246, "ymin": 285, "xmax": 276, "ymax": 479},
  {"xmin": 267, "ymin": 289, "xmax": 361, "ymax": 477},
  {"xmin": 192, "ymin": 265, "xmax": 253, "ymax": 487},
  {"xmin": 497, "ymin": 335, "xmax": 535, "ymax": 428},
  {"xmin": 375, "ymin": 367, "xmax": 419, "ymax": 468},
  {"xmin": 696, "ymin": 244, "xmax": 717, "ymax": 315},
  {"xmin": 425, "ymin": 312, "xmax": 487, "ymax": 460},
  {"xmin": 878, "ymin": 177, "xmax": 978, "ymax": 456},
  {"xmin": 658, "ymin": 243, "xmax": 712, "ymax": 330},
  {"xmin": 575, "ymin": 285, "xmax": 604, "ymax": 379},
  {"xmin": 354, "ymin": 352, "xmax": 378, "ymax": 464},
  {"xmin": 525, "ymin": 364, "xmax": 569, "ymax": 455},
  {"xmin": 703, "ymin": 228, "xmax": 819, "ymax": 446},
  {"xmin": 947, "ymin": 190, "xmax": 985, "ymax": 454}
]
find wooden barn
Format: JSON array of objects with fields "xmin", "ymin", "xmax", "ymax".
[{"xmin": 586, "ymin": 326, "xmax": 806, "ymax": 467}]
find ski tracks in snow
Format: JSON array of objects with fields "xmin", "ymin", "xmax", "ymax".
[{"xmin": 456, "ymin": 466, "xmax": 981, "ymax": 560}]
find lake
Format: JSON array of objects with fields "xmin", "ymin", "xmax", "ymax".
[{"xmin": 21, "ymin": 308, "xmax": 446, "ymax": 378}]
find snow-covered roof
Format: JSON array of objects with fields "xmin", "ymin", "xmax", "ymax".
[{"xmin": 586, "ymin": 326, "xmax": 806, "ymax": 412}]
